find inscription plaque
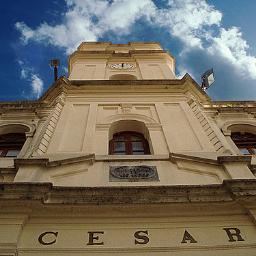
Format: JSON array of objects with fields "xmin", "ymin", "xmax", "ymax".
[
  {"xmin": 109, "ymin": 165, "xmax": 159, "ymax": 182},
  {"xmin": 37, "ymin": 227, "xmax": 247, "ymax": 247}
]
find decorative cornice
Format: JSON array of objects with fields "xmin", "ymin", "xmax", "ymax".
[
  {"xmin": 2, "ymin": 153, "xmax": 251, "ymax": 174},
  {"xmin": 14, "ymin": 154, "xmax": 95, "ymax": 167},
  {"xmin": 4, "ymin": 76, "xmax": 255, "ymax": 110},
  {"xmin": 0, "ymin": 154, "xmax": 95, "ymax": 174},
  {"xmin": 170, "ymin": 152, "xmax": 253, "ymax": 166},
  {"xmin": 169, "ymin": 152, "xmax": 218, "ymax": 165},
  {"xmin": 0, "ymin": 74, "xmax": 211, "ymax": 107},
  {"xmin": 218, "ymin": 155, "xmax": 252, "ymax": 163},
  {"xmin": 69, "ymin": 75, "xmax": 200, "ymax": 87},
  {"xmin": 203, "ymin": 101, "xmax": 256, "ymax": 111},
  {"xmin": 0, "ymin": 101, "xmax": 46, "ymax": 111},
  {"xmin": 70, "ymin": 79, "xmax": 182, "ymax": 86},
  {"xmin": 0, "ymin": 180, "xmax": 256, "ymax": 205},
  {"xmin": 69, "ymin": 74, "xmax": 210, "ymax": 101},
  {"xmin": 71, "ymin": 50, "xmax": 167, "ymax": 55},
  {"xmin": 0, "ymin": 77, "xmax": 70, "ymax": 110},
  {"xmin": 39, "ymin": 76, "xmax": 70, "ymax": 102}
]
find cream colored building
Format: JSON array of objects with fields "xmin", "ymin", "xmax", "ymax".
[{"xmin": 1, "ymin": 42, "xmax": 256, "ymax": 255}]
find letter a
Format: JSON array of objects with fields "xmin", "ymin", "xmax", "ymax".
[{"xmin": 181, "ymin": 230, "xmax": 197, "ymax": 244}]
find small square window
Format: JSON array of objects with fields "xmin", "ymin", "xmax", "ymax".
[
  {"xmin": 6, "ymin": 149, "xmax": 20, "ymax": 157},
  {"xmin": 239, "ymin": 148, "xmax": 250, "ymax": 155}
]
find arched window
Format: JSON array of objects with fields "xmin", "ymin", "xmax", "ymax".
[
  {"xmin": 0, "ymin": 133, "xmax": 26, "ymax": 157},
  {"xmin": 231, "ymin": 132, "xmax": 256, "ymax": 155},
  {"xmin": 109, "ymin": 131, "xmax": 150, "ymax": 155}
]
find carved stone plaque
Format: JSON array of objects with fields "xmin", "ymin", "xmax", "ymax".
[
  {"xmin": 109, "ymin": 165, "xmax": 159, "ymax": 182},
  {"xmin": 108, "ymin": 63, "xmax": 136, "ymax": 69}
]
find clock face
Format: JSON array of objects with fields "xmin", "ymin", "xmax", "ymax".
[{"xmin": 109, "ymin": 63, "xmax": 135, "ymax": 69}]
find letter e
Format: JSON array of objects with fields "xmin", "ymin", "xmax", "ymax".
[{"xmin": 87, "ymin": 231, "xmax": 104, "ymax": 245}]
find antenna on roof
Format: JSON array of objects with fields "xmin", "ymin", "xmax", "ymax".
[
  {"xmin": 50, "ymin": 59, "xmax": 60, "ymax": 82},
  {"xmin": 201, "ymin": 68, "xmax": 215, "ymax": 91}
]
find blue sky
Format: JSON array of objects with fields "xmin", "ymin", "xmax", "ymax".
[{"xmin": 0, "ymin": 0, "xmax": 256, "ymax": 101}]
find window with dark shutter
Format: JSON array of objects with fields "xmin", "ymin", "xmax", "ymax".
[
  {"xmin": 231, "ymin": 132, "xmax": 256, "ymax": 155},
  {"xmin": 109, "ymin": 131, "xmax": 150, "ymax": 155},
  {"xmin": 0, "ymin": 133, "xmax": 26, "ymax": 157}
]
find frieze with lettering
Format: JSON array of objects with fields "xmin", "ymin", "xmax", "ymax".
[
  {"xmin": 109, "ymin": 165, "xmax": 159, "ymax": 182},
  {"xmin": 37, "ymin": 227, "xmax": 249, "ymax": 247}
]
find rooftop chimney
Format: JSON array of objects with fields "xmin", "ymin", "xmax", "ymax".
[{"xmin": 50, "ymin": 59, "xmax": 60, "ymax": 82}]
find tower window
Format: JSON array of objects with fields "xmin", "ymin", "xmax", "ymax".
[
  {"xmin": 0, "ymin": 133, "xmax": 26, "ymax": 157},
  {"xmin": 231, "ymin": 132, "xmax": 256, "ymax": 155},
  {"xmin": 109, "ymin": 131, "xmax": 150, "ymax": 155}
]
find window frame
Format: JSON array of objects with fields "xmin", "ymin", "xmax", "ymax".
[
  {"xmin": 0, "ymin": 133, "xmax": 26, "ymax": 157},
  {"xmin": 231, "ymin": 132, "xmax": 256, "ymax": 155},
  {"xmin": 109, "ymin": 131, "xmax": 150, "ymax": 155}
]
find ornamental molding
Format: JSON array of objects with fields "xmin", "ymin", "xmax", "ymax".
[
  {"xmin": 14, "ymin": 154, "xmax": 95, "ymax": 168},
  {"xmin": 0, "ymin": 122, "xmax": 36, "ymax": 136},
  {"xmin": 188, "ymin": 100, "xmax": 225, "ymax": 153},
  {"xmin": 1, "ymin": 180, "xmax": 256, "ymax": 205},
  {"xmin": 101, "ymin": 113, "xmax": 158, "ymax": 125},
  {"xmin": 222, "ymin": 121, "xmax": 256, "ymax": 135},
  {"xmin": 120, "ymin": 103, "xmax": 132, "ymax": 113},
  {"xmin": 204, "ymin": 102, "xmax": 256, "ymax": 110}
]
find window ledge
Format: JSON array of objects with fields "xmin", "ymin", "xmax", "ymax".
[{"xmin": 95, "ymin": 155, "xmax": 169, "ymax": 161}]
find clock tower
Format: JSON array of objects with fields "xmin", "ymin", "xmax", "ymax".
[{"xmin": 68, "ymin": 42, "xmax": 175, "ymax": 80}]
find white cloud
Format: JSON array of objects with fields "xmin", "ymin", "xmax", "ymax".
[
  {"xmin": 15, "ymin": 0, "xmax": 155, "ymax": 53},
  {"xmin": 15, "ymin": 0, "xmax": 256, "ymax": 81},
  {"xmin": 20, "ymin": 69, "xmax": 28, "ymax": 79},
  {"xmin": 62, "ymin": 66, "xmax": 68, "ymax": 74},
  {"xmin": 31, "ymin": 74, "xmax": 44, "ymax": 98},
  {"xmin": 17, "ymin": 60, "xmax": 44, "ymax": 98},
  {"xmin": 15, "ymin": 0, "xmax": 153, "ymax": 54},
  {"xmin": 155, "ymin": 0, "xmax": 222, "ymax": 48},
  {"xmin": 98, "ymin": 0, "xmax": 156, "ymax": 33},
  {"xmin": 154, "ymin": 0, "xmax": 256, "ymax": 80},
  {"xmin": 15, "ymin": 22, "xmax": 34, "ymax": 43},
  {"xmin": 208, "ymin": 27, "xmax": 256, "ymax": 79}
]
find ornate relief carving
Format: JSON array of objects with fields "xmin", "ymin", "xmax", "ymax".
[
  {"xmin": 188, "ymin": 99, "xmax": 225, "ymax": 152},
  {"xmin": 33, "ymin": 93, "xmax": 66, "ymax": 156},
  {"xmin": 110, "ymin": 165, "xmax": 159, "ymax": 182},
  {"xmin": 120, "ymin": 103, "xmax": 132, "ymax": 113}
]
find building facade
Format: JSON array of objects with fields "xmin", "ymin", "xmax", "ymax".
[{"xmin": 1, "ymin": 42, "xmax": 256, "ymax": 256}]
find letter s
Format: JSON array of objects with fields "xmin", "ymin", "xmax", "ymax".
[{"xmin": 134, "ymin": 230, "xmax": 149, "ymax": 245}]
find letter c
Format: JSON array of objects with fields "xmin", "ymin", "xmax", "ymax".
[{"xmin": 38, "ymin": 231, "xmax": 58, "ymax": 245}]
